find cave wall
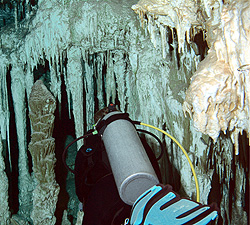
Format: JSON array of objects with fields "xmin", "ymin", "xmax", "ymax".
[{"xmin": 0, "ymin": 0, "xmax": 248, "ymax": 224}]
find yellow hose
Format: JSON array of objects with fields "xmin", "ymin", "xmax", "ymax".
[{"xmin": 140, "ymin": 122, "xmax": 200, "ymax": 202}]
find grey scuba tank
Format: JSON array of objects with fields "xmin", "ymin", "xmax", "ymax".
[{"xmin": 100, "ymin": 111, "xmax": 159, "ymax": 205}]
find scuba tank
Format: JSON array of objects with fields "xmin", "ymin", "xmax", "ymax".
[{"xmin": 96, "ymin": 110, "xmax": 159, "ymax": 205}]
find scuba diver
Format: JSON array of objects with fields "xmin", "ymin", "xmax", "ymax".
[{"xmin": 63, "ymin": 104, "xmax": 219, "ymax": 225}]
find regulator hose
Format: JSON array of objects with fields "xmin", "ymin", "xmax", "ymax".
[
  {"xmin": 139, "ymin": 122, "xmax": 200, "ymax": 203},
  {"xmin": 62, "ymin": 133, "xmax": 95, "ymax": 174},
  {"xmin": 136, "ymin": 128, "xmax": 164, "ymax": 161}
]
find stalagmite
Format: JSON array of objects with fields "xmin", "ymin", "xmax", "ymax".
[{"xmin": 28, "ymin": 80, "xmax": 59, "ymax": 225}]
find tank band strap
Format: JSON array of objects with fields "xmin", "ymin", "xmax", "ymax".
[{"xmin": 96, "ymin": 113, "xmax": 136, "ymax": 135}]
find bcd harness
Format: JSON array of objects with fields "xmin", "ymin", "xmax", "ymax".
[{"xmin": 63, "ymin": 111, "xmax": 200, "ymax": 203}]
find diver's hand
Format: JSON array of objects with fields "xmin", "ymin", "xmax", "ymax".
[{"xmin": 130, "ymin": 184, "xmax": 218, "ymax": 225}]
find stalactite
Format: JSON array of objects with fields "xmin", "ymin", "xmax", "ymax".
[
  {"xmin": 232, "ymin": 163, "xmax": 247, "ymax": 223},
  {"xmin": 25, "ymin": 67, "xmax": 34, "ymax": 102},
  {"xmin": 0, "ymin": 57, "xmax": 11, "ymax": 170},
  {"xmin": 132, "ymin": 0, "xmax": 202, "ymax": 74},
  {"xmin": 106, "ymin": 50, "xmax": 116, "ymax": 104},
  {"xmin": 132, "ymin": 0, "xmax": 207, "ymax": 54},
  {"xmin": 132, "ymin": 1, "xmax": 248, "ymax": 224},
  {"xmin": 95, "ymin": 52, "xmax": 106, "ymax": 109},
  {"xmin": 28, "ymin": 80, "xmax": 59, "ymax": 225},
  {"xmin": 159, "ymin": 24, "xmax": 167, "ymax": 59},
  {"xmin": 49, "ymin": 62, "xmax": 62, "ymax": 105},
  {"xmin": 14, "ymin": 3, "xmax": 18, "ymax": 29},
  {"xmin": 0, "ymin": 0, "xmax": 248, "ymax": 224},
  {"xmin": 208, "ymin": 135, "xmax": 248, "ymax": 224},
  {"xmin": 83, "ymin": 50, "xmax": 95, "ymax": 130},
  {"xmin": 113, "ymin": 50, "xmax": 129, "ymax": 112},
  {"xmin": 10, "ymin": 60, "xmax": 33, "ymax": 220},
  {"xmin": 0, "ymin": 135, "xmax": 10, "ymax": 224},
  {"xmin": 66, "ymin": 47, "xmax": 84, "ymax": 148}
]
